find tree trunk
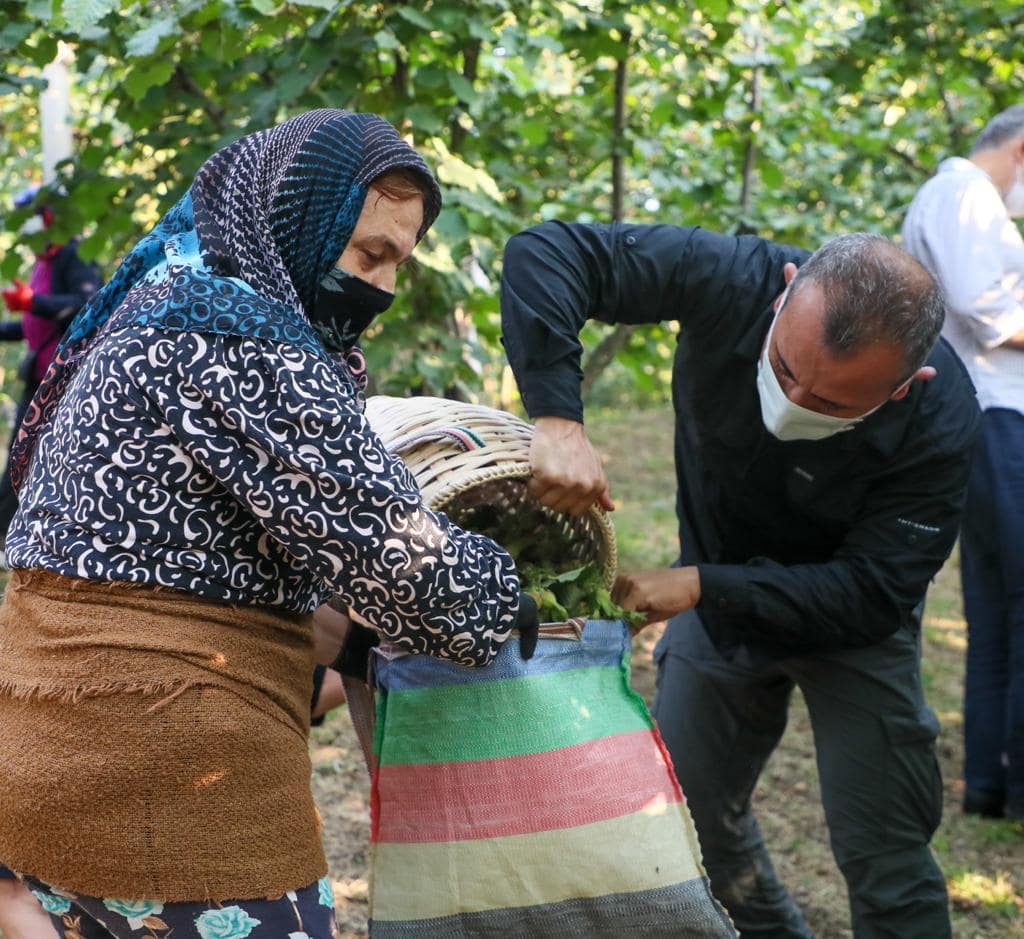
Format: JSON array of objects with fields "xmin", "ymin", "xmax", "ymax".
[
  {"xmin": 450, "ymin": 39, "xmax": 481, "ymax": 153},
  {"xmin": 582, "ymin": 30, "xmax": 633, "ymax": 398},
  {"xmin": 737, "ymin": 40, "xmax": 761, "ymax": 233},
  {"xmin": 392, "ymin": 50, "xmax": 408, "ymax": 98}
]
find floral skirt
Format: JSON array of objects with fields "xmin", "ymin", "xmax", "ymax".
[{"xmin": 17, "ymin": 874, "xmax": 340, "ymax": 939}]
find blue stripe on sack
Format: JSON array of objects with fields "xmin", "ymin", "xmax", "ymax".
[
  {"xmin": 368, "ymin": 880, "xmax": 737, "ymax": 938},
  {"xmin": 374, "ymin": 620, "xmax": 628, "ymax": 692}
]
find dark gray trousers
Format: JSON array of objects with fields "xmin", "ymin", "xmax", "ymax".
[{"xmin": 653, "ymin": 609, "xmax": 950, "ymax": 939}]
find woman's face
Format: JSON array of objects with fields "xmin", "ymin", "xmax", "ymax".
[{"xmin": 336, "ymin": 186, "xmax": 424, "ymax": 294}]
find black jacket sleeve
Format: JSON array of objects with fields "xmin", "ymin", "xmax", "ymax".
[
  {"xmin": 500, "ymin": 220, "xmax": 802, "ymax": 422},
  {"xmin": 696, "ymin": 413, "xmax": 980, "ymax": 655},
  {"xmin": 30, "ymin": 242, "xmax": 102, "ymax": 322}
]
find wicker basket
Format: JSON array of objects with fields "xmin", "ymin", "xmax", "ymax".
[{"xmin": 364, "ymin": 395, "xmax": 617, "ymax": 591}]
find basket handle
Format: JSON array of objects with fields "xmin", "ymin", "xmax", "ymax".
[
  {"xmin": 535, "ymin": 618, "xmax": 585, "ymax": 640},
  {"xmin": 387, "ymin": 426, "xmax": 486, "ymax": 456}
]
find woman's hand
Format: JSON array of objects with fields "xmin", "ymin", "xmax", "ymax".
[
  {"xmin": 529, "ymin": 416, "xmax": 614, "ymax": 517},
  {"xmin": 312, "ymin": 602, "xmax": 352, "ymax": 666},
  {"xmin": 612, "ymin": 567, "xmax": 702, "ymax": 627}
]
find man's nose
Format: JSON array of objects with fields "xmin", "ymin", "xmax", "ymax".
[{"xmin": 780, "ymin": 377, "xmax": 819, "ymax": 412}]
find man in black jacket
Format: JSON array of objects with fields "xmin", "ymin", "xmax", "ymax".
[{"xmin": 500, "ymin": 222, "xmax": 980, "ymax": 938}]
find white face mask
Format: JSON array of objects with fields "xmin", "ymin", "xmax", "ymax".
[
  {"xmin": 755, "ymin": 301, "xmax": 885, "ymax": 442},
  {"xmin": 1004, "ymin": 163, "xmax": 1024, "ymax": 218}
]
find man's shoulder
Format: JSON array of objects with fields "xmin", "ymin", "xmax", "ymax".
[
  {"xmin": 911, "ymin": 160, "xmax": 998, "ymax": 212},
  {"xmin": 48, "ymin": 240, "xmax": 80, "ymax": 268},
  {"xmin": 928, "ymin": 336, "xmax": 975, "ymax": 391},
  {"xmin": 916, "ymin": 337, "xmax": 981, "ymax": 445}
]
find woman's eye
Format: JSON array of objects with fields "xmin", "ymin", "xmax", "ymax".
[{"xmin": 362, "ymin": 250, "xmax": 382, "ymax": 264}]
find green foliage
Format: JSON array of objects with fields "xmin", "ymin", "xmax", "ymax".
[
  {"xmin": 452, "ymin": 498, "xmax": 642, "ymax": 625},
  {"xmin": 1, "ymin": 0, "xmax": 1022, "ymax": 404},
  {"xmin": 520, "ymin": 560, "xmax": 644, "ymax": 628}
]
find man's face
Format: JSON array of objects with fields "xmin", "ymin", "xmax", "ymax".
[{"xmin": 767, "ymin": 281, "xmax": 911, "ymax": 418}]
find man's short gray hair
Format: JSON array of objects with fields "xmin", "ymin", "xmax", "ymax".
[
  {"xmin": 971, "ymin": 104, "xmax": 1024, "ymax": 154},
  {"xmin": 790, "ymin": 233, "xmax": 945, "ymax": 377}
]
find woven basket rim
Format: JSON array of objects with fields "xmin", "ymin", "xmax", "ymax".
[{"xmin": 364, "ymin": 394, "xmax": 618, "ymax": 591}]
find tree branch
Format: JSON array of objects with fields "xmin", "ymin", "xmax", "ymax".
[
  {"xmin": 886, "ymin": 142, "xmax": 928, "ymax": 177},
  {"xmin": 738, "ymin": 37, "xmax": 762, "ymax": 232},
  {"xmin": 173, "ymin": 67, "xmax": 225, "ymax": 132},
  {"xmin": 923, "ymin": 23, "xmax": 963, "ymax": 153},
  {"xmin": 610, "ymin": 31, "xmax": 629, "ymax": 221},
  {"xmin": 935, "ymin": 69, "xmax": 963, "ymax": 153}
]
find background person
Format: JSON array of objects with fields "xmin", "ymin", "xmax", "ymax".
[
  {"xmin": 901, "ymin": 104, "xmax": 1024, "ymax": 822},
  {"xmin": 500, "ymin": 221, "xmax": 980, "ymax": 938},
  {"xmin": 0, "ymin": 109, "xmax": 534, "ymax": 938},
  {"xmin": 0, "ymin": 187, "xmax": 102, "ymax": 553}
]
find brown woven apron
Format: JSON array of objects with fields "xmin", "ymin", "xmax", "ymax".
[{"xmin": 0, "ymin": 568, "xmax": 326, "ymax": 901}]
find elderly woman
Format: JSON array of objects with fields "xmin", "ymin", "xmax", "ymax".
[{"xmin": 0, "ymin": 109, "xmax": 532, "ymax": 938}]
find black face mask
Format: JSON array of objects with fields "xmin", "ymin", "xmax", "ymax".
[{"xmin": 311, "ymin": 266, "xmax": 395, "ymax": 352}]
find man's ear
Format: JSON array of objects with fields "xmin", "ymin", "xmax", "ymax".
[
  {"xmin": 773, "ymin": 263, "xmax": 800, "ymax": 312},
  {"xmin": 890, "ymin": 365, "xmax": 937, "ymax": 400}
]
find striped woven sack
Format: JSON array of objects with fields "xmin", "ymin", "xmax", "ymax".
[{"xmin": 368, "ymin": 620, "xmax": 736, "ymax": 938}]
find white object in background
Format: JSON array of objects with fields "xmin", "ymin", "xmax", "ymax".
[{"xmin": 40, "ymin": 42, "xmax": 74, "ymax": 184}]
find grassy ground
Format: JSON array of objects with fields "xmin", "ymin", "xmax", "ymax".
[{"xmin": 311, "ymin": 403, "xmax": 1023, "ymax": 937}]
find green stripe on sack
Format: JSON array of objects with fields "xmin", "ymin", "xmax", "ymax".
[{"xmin": 376, "ymin": 665, "xmax": 651, "ymax": 766}]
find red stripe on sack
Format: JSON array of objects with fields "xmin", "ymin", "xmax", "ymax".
[
  {"xmin": 650, "ymin": 720, "xmax": 686, "ymax": 804},
  {"xmin": 373, "ymin": 729, "xmax": 682, "ymax": 844}
]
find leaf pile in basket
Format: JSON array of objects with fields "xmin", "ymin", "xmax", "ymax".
[{"xmin": 455, "ymin": 504, "xmax": 644, "ymax": 628}]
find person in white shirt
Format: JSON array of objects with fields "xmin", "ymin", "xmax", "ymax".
[{"xmin": 902, "ymin": 104, "xmax": 1024, "ymax": 822}]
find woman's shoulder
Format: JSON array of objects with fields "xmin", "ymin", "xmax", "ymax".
[
  {"xmin": 109, "ymin": 264, "xmax": 324, "ymax": 356},
  {"xmin": 94, "ymin": 323, "xmax": 356, "ymax": 415}
]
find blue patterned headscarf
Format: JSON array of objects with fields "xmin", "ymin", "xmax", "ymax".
[{"xmin": 12, "ymin": 109, "xmax": 442, "ymax": 489}]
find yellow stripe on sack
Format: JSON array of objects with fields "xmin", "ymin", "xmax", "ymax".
[{"xmin": 370, "ymin": 801, "xmax": 704, "ymax": 922}]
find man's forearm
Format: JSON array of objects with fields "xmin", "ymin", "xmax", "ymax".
[{"xmin": 695, "ymin": 559, "xmax": 911, "ymax": 653}]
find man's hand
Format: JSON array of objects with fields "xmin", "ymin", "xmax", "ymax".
[
  {"xmin": 2, "ymin": 279, "xmax": 33, "ymax": 314},
  {"xmin": 529, "ymin": 416, "xmax": 614, "ymax": 517},
  {"xmin": 612, "ymin": 567, "xmax": 702, "ymax": 626},
  {"xmin": 1002, "ymin": 326, "xmax": 1024, "ymax": 351}
]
